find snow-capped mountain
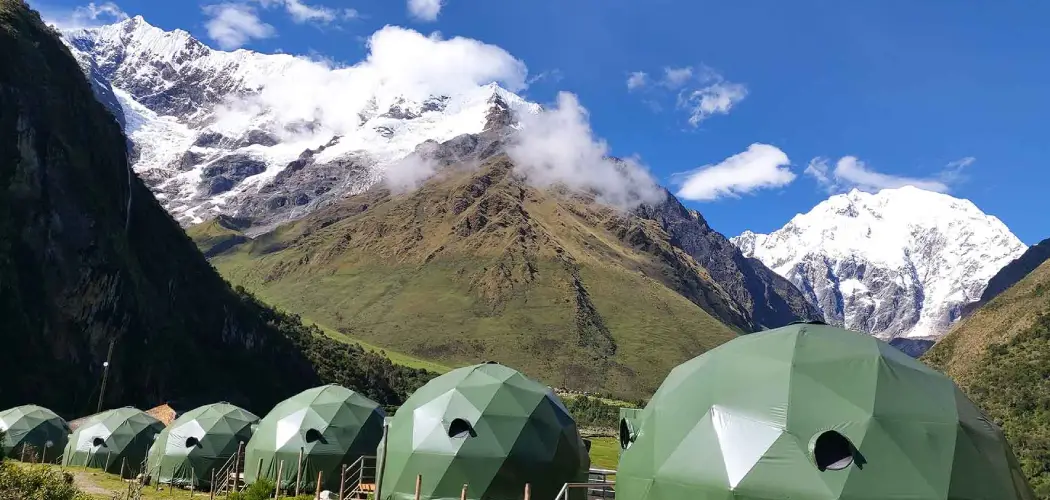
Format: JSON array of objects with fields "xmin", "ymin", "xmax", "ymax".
[
  {"xmin": 731, "ymin": 186, "xmax": 1027, "ymax": 339},
  {"xmin": 59, "ymin": 16, "xmax": 540, "ymax": 229}
]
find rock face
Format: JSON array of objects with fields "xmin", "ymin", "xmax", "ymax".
[
  {"xmin": 635, "ymin": 192, "xmax": 824, "ymax": 329},
  {"xmin": 732, "ymin": 187, "xmax": 1027, "ymax": 339},
  {"xmin": 58, "ymin": 16, "xmax": 540, "ymax": 228}
]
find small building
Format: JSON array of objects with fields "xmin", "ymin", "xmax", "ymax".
[
  {"xmin": 145, "ymin": 403, "xmax": 181, "ymax": 427},
  {"xmin": 62, "ymin": 407, "xmax": 164, "ymax": 476},
  {"xmin": 0, "ymin": 405, "xmax": 69, "ymax": 463},
  {"xmin": 245, "ymin": 384, "xmax": 385, "ymax": 492},
  {"xmin": 616, "ymin": 321, "xmax": 1036, "ymax": 500},
  {"xmin": 376, "ymin": 362, "xmax": 590, "ymax": 500},
  {"xmin": 146, "ymin": 402, "xmax": 259, "ymax": 489}
]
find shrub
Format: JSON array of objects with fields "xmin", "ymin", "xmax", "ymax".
[
  {"xmin": 0, "ymin": 462, "xmax": 88, "ymax": 500},
  {"xmin": 564, "ymin": 396, "xmax": 628, "ymax": 431},
  {"xmin": 228, "ymin": 478, "xmax": 274, "ymax": 500}
]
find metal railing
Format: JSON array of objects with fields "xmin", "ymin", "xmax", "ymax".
[
  {"xmin": 555, "ymin": 481, "xmax": 616, "ymax": 500},
  {"xmin": 210, "ymin": 443, "xmax": 245, "ymax": 497},
  {"xmin": 340, "ymin": 455, "xmax": 377, "ymax": 500}
]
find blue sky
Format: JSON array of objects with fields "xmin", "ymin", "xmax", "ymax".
[{"xmin": 33, "ymin": 0, "xmax": 1050, "ymax": 244}]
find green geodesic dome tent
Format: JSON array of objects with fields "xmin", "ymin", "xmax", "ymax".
[
  {"xmin": 146, "ymin": 403, "xmax": 259, "ymax": 488},
  {"xmin": 244, "ymin": 385, "xmax": 385, "ymax": 492},
  {"xmin": 616, "ymin": 321, "xmax": 1036, "ymax": 500},
  {"xmin": 377, "ymin": 362, "xmax": 590, "ymax": 500},
  {"xmin": 62, "ymin": 407, "xmax": 164, "ymax": 476},
  {"xmin": 0, "ymin": 405, "xmax": 69, "ymax": 462}
]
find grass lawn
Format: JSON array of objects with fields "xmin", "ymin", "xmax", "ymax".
[{"xmin": 587, "ymin": 436, "xmax": 620, "ymax": 471}]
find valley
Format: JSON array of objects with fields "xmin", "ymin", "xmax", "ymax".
[{"xmin": 3, "ymin": 0, "xmax": 1050, "ymax": 497}]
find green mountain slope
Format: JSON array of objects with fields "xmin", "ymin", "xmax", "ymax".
[
  {"xmin": 961, "ymin": 237, "xmax": 1050, "ymax": 318},
  {"xmin": 925, "ymin": 257, "xmax": 1050, "ymax": 496},
  {"xmin": 0, "ymin": 0, "xmax": 432, "ymax": 417},
  {"xmin": 200, "ymin": 158, "xmax": 742, "ymax": 400}
]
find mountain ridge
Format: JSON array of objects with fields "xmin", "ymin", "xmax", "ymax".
[
  {"xmin": 960, "ymin": 237, "xmax": 1050, "ymax": 318},
  {"xmin": 191, "ymin": 140, "xmax": 820, "ymax": 399}
]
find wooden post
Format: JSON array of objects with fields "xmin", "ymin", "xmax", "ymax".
[
  {"xmin": 315, "ymin": 471, "xmax": 323, "ymax": 499},
  {"xmin": 20, "ymin": 446, "xmax": 26, "ymax": 462},
  {"xmin": 275, "ymin": 460, "xmax": 284, "ymax": 499},
  {"xmin": 524, "ymin": 483, "xmax": 531, "ymax": 500},
  {"xmin": 120, "ymin": 457, "xmax": 126, "ymax": 479},
  {"xmin": 338, "ymin": 464, "xmax": 347, "ymax": 500},
  {"xmin": 211, "ymin": 469, "xmax": 217, "ymax": 500},
  {"xmin": 461, "ymin": 483, "xmax": 468, "ymax": 500},
  {"xmin": 295, "ymin": 448, "xmax": 304, "ymax": 497},
  {"xmin": 191, "ymin": 467, "xmax": 196, "ymax": 497},
  {"xmin": 157, "ymin": 466, "xmax": 163, "ymax": 491},
  {"xmin": 414, "ymin": 474, "xmax": 422, "ymax": 500},
  {"xmin": 258, "ymin": 458, "xmax": 264, "ymax": 480}
]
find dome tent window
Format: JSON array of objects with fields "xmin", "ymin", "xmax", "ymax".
[
  {"xmin": 448, "ymin": 418, "xmax": 475, "ymax": 439},
  {"xmin": 304, "ymin": 428, "xmax": 325, "ymax": 443},
  {"xmin": 619, "ymin": 418, "xmax": 635, "ymax": 451},
  {"xmin": 184, "ymin": 436, "xmax": 200, "ymax": 448},
  {"xmin": 813, "ymin": 430, "xmax": 855, "ymax": 471},
  {"xmin": 92, "ymin": 437, "xmax": 106, "ymax": 447}
]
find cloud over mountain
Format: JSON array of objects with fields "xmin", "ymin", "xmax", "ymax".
[
  {"xmin": 510, "ymin": 92, "xmax": 665, "ymax": 210},
  {"xmin": 805, "ymin": 156, "xmax": 974, "ymax": 194},
  {"xmin": 674, "ymin": 143, "xmax": 794, "ymax": 201}
]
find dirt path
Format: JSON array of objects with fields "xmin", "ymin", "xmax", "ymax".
[{"xmin": 70, "ymin": 470, "xmax": 114, "ymax": 498}]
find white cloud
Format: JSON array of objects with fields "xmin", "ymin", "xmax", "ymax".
[
  {"xmin": 674, "ymin": 143, "xmax": 795, "ymax": 201},
  {"xmin": 212, "ymin": 25, "xmax": 527, "ymax": 138},
  {"xmin": 626, "ymin": 65, "xmax": 747, "ymax": 126},
  {"xmin": 679, "ymin": 81, "xmax": 748, "ymax": 126},
  {"xmin": 279, "ymin": 0, "xmax": 335, "ymax": 23},
  {"xmin": 508, "ymin": 92, "xmax": 665, "ymax": 210},
  {"xmin": 383, "ymin": 153, "xmax": 439, "ymax": 193},
  {"xmin": 408, "ymin": 0, "xmax": 443, "ymax": 22},
  {"xmin": 805, "ymin": 156, "xmax": 971, "ymax": 194},
  {"xmin": 41, "ymin": 1, "xmax": 129, "ymax": 31},
  {"xmin": 255, "ymin": 0, "xmax": 352, "ymax": 24},
  {"xmin": 203, "ymin": 3, "xmax": 275, "ymax": 50},
  {"xmin": 527, "ymin": 69, "xmax": 564, "ymax": 86},
  {"xmin": 662, "ymin": 66, "xmax": 693, "ymax": 88},
  {"xmin": 626, "ymin": 71, "xmax": 648, "ymax": 91}
]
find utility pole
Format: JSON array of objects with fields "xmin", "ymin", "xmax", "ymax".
[{"xmin": 97, "ymin": 339, "xmax": 115, "ymax": 414}]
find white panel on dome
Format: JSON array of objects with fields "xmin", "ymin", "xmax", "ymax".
[{"xmin": 711, "ymin": 405, "xmax": 783, "ymax": 488}]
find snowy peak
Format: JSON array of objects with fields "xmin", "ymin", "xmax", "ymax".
[
  {"xmin": 731, "ymin": 187, "xmax": 1026, "ymax": 339},
  {"xmin": 59, "ymin": 17, "xmax": 541, "ymax": 227}
]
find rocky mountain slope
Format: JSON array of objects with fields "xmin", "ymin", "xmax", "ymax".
[
  {"xmin": 192, "ymin": 133, "xmax": 821, "ymax": 399},
  {"xmin": 961, "ymin": 237, "xmax": 1050, "ymax": 318},
  {"xmin": 0, "ymin": 0, "xmax": 431, "ymax": 417},
  {"xmin": 924, "ymin": 249, "xmax": 1050, "ymax": 496},
  {"xmin": 58, "ymin": 16, "xmax": 540, "ymax": 230},
  {"xmin": 732, "ymin": 186, "xmax": 1026, "ymax": 340}
]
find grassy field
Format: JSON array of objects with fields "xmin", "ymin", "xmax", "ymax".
[
  {"xmin": 587, "ymin": 436, "xmax": 620, "ymax": 470},
  {"xmin": 302, "ymin": 316, "xmax": 453, "ymax": 374}
]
